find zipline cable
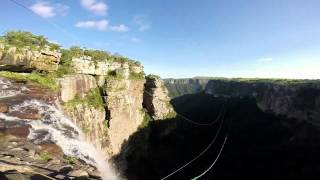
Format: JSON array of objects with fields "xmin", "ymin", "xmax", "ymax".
[
  {"xmin": 160, "ymin": 110, "xmax": 226, "ymax": 180},
  {"xmin": 8, "ymin": 0, "xmax": 82, "ymax": 44},
  {"xmin": 190, "ymin": 135, "xmax": 228, "ymax": 180}
]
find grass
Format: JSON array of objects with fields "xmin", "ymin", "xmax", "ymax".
[
  {"xmin": 129, "ymin": 72, "xmax": 145, "ymax": 80},
  {"xmin": 0, "ymin": 71, "xmax": 57, "ymax": 91},
  {"xmin": 1, "ymin": 31, "xmax": 60, "ymax": 51},
  {"xmin": 64, "ymin": 88, "xmax": 104, "ymax": 109},
  {"xmin": 66, "ymin": 156, "xmax": 77, "ymax": 165},
  {"xmin": 39, "ymin": 151, "xmax": 52, "ymax": 162}
]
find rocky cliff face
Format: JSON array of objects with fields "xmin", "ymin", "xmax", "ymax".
[
  {"xmin": 57, "ymin": 74, "xmax": 97, "ymax": 103},
  {"xmin": 104, "ymin": 79, "xmax": 145, "ymax": 155},
  {"xmin": 72, "ymin": 56, "xmax": 142, "ymax": 77},
  {"xmin": 205, "ymin": 79, "xmax": 320, "ymax": 128},
  {"xmin": 164, "ymin": 78, "xmax": 211, "ymax": 98},
  {"xmin": 0, "ymin": 31, "xmax": 177, "ymax": 179},
  {"xmin": 144, "ymin": 75, "xmax": 176, "ymax": 120},
  {"xmin": 0, "ymin": 45, "xmax": 61, "ymax": 72}
]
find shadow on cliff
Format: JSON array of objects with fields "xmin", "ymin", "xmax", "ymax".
[{"xmin": 112, "ymin": 93, "xmax": 320, "ymax": 180}]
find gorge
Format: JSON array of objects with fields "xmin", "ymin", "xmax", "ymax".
[{"xmin": 1, "ymin": 31, "xmax": 320, "ymax": 180}]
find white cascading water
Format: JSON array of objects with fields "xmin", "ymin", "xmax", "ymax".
[
  {"xmin": 0, "ymin": 78, "xmax": 25, "ymax": 98},
  {"xmin": 2, "ymin": 99, "xmax": 119, "ymax": 180}
]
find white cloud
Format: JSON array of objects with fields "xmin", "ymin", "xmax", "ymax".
[
  {"xmin": 75, "ymin": 20, "xmax": 109, "ymax": 31},
  {"xmin": 131, "ymin": 37, "xmax": 140, "ymax": 43},
  {"xmin": 30, "ymin": 1, "xmax": 69, "ymax": 18},
  {"xmin": 80, "ymin": 0, "xmax": 108, "ymax": 16},
  {"xmin": 257, "ymin": 57, "xmax": 273, "ymax": 62},
  {"xmin": 133, "ymin": 15, "xmax": 151, "ymax": 32},
  {"xmin": 110, "ymin": 24, "xmax": 129, "ymax": 32}
]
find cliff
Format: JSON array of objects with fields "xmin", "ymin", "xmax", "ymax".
[
  {"xmin": 164, "ymin": 77, "xmax": 211, "ymax": 98},
  {"xmin": 205, "ymin": 79, "xmax": 320, "ymax": 128},
  {"xmin": 144, "ymin": 75, "xmax": 176, "ymax": 120},
  {"xmin": 0, "ymin": 31, "xmax": 175, "ymax": 179}
]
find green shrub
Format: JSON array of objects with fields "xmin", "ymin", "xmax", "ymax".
[
  {"xmin": 66, "ymin": 156, "xmax": 77, "ymax": 165},
  {"xmin": 129, "ymin": 72, "xmax": 145, "ymax": 80},
  {"xmin": 39, "ymin": 151, "xmax": 52, "ymax": 162},
  {"xmin": 139, "ymin": 109, "xmax": 153, "ymax": 129},
  {"xmin": 1, "ymin": 31, "xmax": 60, "ymax": 51}
]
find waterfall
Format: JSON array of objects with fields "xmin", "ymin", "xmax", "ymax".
[
  {"xmin": 0, "ymin": 78, "xmax": 25, "ymax": 98},
  {"xmin": 2, "ymin": 99, "xmax": 119, "ymax": 180}
]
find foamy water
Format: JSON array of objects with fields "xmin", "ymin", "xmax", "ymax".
[
  {"xmin": 0, "ymin": 78, "xmax": 28, "ymax": 98},
  {"xmin": 3, "ymin": 99, "xmax": 118, "ymax": 180}
]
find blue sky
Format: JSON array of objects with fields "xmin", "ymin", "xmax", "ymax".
[{"xmin": 1, "ymin": 0, "xmax": 320, "ymax": 79}]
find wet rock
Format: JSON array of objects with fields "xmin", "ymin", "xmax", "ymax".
[
  {"xmin": 38, "ymin": 143, "xmax": 64, "ymax": 158},
  {"xmin": 5, "ymin": 126, "xmax": 31, "ymax": 138},
  {"xmin": 9, "ymin": 110, "xmax": 42, "ymax": 120},
  {"xmin": 0, "ymin": 103, "xmax": 8, "ymax": 113}
]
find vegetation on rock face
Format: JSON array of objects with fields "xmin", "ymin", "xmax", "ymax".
[
  {"xmin": 0, "ymin": 31, "xmax": 60, "ymax": 51},
  {"xmin": 107, "ymin": 69, "xmax": 126, "ymax": 80},
  {"xmin": 129, "ymin": 72, "xmax": 145, "ymax": 80},
  {"xmin": 139, "ymin": 108, "xmax": 153, "ymax": 129},
  {"xmin": 66, "ymin": 156, "xmax": 77, "ymax": 165},
  {"xmin": 39, "ymin": 151, "xmax": 53, "ymax": 162},
  {"xmin": 64, "ymin": 88, "xmax": 104, "ymax": 109},
  {"xmin": 0, "ymin": 71, "xmax": 58, "ymax": 91},
  {"xmin": 62, "ymin": 46, "xmax": 140, "ymax": 65}
]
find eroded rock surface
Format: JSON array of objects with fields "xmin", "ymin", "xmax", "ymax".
[
  {"xmin": 205, "ymin": 79, "xmax": 320, "ymax": 128},
  {"xmin": 0, "ymin": 46, "xmax": 61, "ymax": 72},
  {"xmin": 144, "ymin": 75, "xmax": 175, "ymax": 120},
  {"xmin": 57, "ymin": 74, "xmax": 97, "ymax": 103}
]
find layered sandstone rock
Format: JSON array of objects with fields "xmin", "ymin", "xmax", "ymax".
[
  {"xmin": 63, "ymin": 103, "xmax": 109, "ymax": 152},
  {"xmin": 57, "ymin": 74, "xmax": 97, "ymax": 103},
  {"xmin": 71, "ymin": 56, "xmax": 141, "ymax": 78},
  {"xmin": 104, "ymin": 79, "xmax": 145, "ymax": 155},
  {"xmin": 144, "ymin": 75, "xmax": 176, "ymax": 120},
  {"xmin": 0, "ymin": 46, "xmax": 61, "ymax": 72}
]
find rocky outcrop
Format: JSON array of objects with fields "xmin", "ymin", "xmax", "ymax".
[
  {"xmin": 72, "ymin": 56, "xmax": 142, "ymax": 78},
  {"xmin": 164, "ymin": 77, "xmax": 211, "ymax": 98},
  {"xmin": 0, "ymin": 46, "xmax": 61, "ymax": 72},
  {"xmin": 205, "ymin": 79, "xmax": 320, "ymax": 128},
  {"xmin": 57, "ymin": 74, "xmax": 97, "ymax": 103},
  {"xmin": 256, "ymin": 84, "xmax": 320, "ymax": 127},
  {"xmin": 104, "ymin": 79, "xmax": 145, "ymax": 155},
  {"xmin": 144, "ymin": 75, "xmax": 176, "ymax": 120}
]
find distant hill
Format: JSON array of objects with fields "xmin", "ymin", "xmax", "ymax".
[{"xmin": 163, "ymin": 77, "xmax": 212, "ymax": 98}]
